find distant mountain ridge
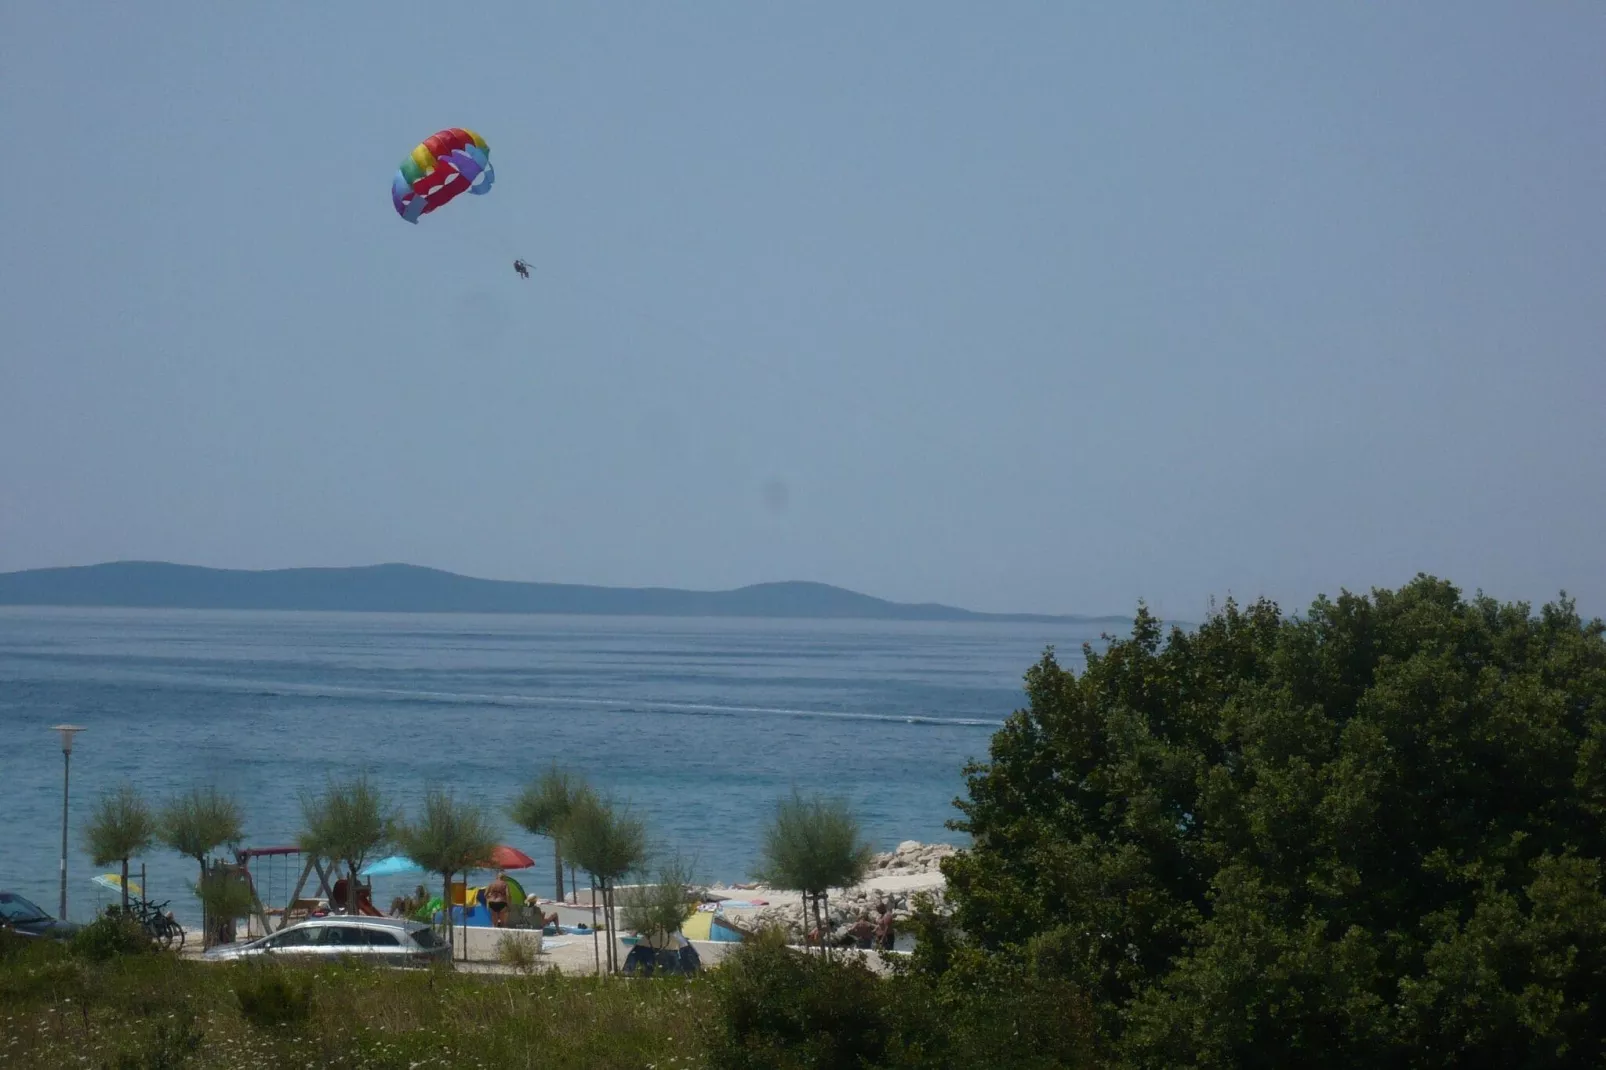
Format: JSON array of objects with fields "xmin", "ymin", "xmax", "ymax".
[{"xmin": 0, "ymin": 561, "xmax": 1128, "ymax": 624}]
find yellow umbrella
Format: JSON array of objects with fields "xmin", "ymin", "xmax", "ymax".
[{"xmin": 91, "ymin": 873, "xmax": 142, "ymax": 896}]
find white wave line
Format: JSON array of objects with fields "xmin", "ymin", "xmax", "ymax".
[{"xmin": 247, "ymin": 680, "xmax": 1005, "ymax": 727}]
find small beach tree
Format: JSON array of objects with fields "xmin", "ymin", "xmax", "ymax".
[
  {"xmin": 84, "ymin": 783, "xmax": 157, "ymax": 915},
  {"xmin": 159, "ymin": 785, "xmax": 244, "ymax": 947},
  {"xmin": 394, "ymin": 787, "xmax": 498, "ymax": 957},
  {"xmin": 564, "ymin": 789, "xmax": 648, "ymax": 973},
  {"xmin": 297, "ymin": 773, "xmax": 397, "ymax": 915},
  {"xmin": 509, "ymin": 765, "xmax": 585, "ymax": 901},
  {"xmin": 619, "ymin": 853, "xmax": 701, "ymax": 953},
  {"xmin": 754, "ymin": 789, "xmax": 873, "ymax": 955}
]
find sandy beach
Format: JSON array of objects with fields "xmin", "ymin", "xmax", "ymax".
[
  {"xmin": 507, "ymin": 840, "xmax": 953, "ymax": 975},
  {"xmin": 190, "ymin": 841, "xmax": 954, "ymax": 976}
]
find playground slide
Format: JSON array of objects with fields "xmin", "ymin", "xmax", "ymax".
[{"xmin": 331, "ymin": 880, "xmax": 385, "ymax": 917}]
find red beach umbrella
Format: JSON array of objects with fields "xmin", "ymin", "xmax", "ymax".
[{"xmin": 482, "ymin": 845, "xmax": 536, "ymax": 870}]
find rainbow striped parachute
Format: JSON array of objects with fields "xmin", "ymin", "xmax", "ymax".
[{"xmin": 391, "ymin": 128, "xmax": 493, "ymax": 223}]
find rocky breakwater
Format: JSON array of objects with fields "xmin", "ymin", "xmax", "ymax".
[
  {"xmin": 867, "ymin": 840, "xmax": 957, "ymax": 880},
  {"xmin": 733, "ymin": 841, "xmax": 958, "ymax": 940}
]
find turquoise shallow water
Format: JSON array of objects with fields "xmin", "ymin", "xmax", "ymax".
[{"xmin": 0, "ymin": 607, "xmax": 1104, "ymax": 926}]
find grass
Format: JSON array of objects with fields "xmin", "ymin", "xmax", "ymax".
[
  {"xmin": 2, "ymin": 925, "xmax": 1098, "ymax": 1069},
  {"xmin": 0, "ymin": 936, "xmax": 713, "ymax": 1069}
]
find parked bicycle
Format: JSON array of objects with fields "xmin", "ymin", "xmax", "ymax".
[{"xmin": 118, "ymin": 897, "xmax": 185, "ymax": 951}]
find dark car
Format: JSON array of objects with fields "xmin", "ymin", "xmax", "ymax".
[{"xmin": 0, "ymin": 891, "xmax": 83, "ymax": 941}]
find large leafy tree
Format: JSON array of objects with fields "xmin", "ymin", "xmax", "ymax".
[{"xmin": 941, "ymin": 576, "xmax": 1606, "ymax": 1066}]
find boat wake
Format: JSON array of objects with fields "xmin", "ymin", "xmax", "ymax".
[{"xmin": 112, "ymin": 675, "xmax": 1012, "ymax": 728}]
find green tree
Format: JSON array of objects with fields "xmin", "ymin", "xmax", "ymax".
[
  {"xmin": 619, "ymin": 853, "xmax": 701, "ymax": 951},
  {"xmin": 941, "ymin": 576, "xmax": 1606, "ymax": 1065},
  {"xmin": 394, "ymin": 787, "xmax": 498, "ymax": 957},
  {"xmin": 509, "ymin": 764, "xmax": 584, "ymax": 901},
  {"xmin": 296, "ymin": 773, "xmax": 397, "ymax": 915},
  {"xmin": 84, "ymin": 783, "xmax": 157, "ymax": 914},
  {"xmin": 159, "ymin": 785, "xmax": 243, "ymax": 947},
  {"xmin": 753, "ymin": 789, "xmax": 873, "ymax": 953},
  {"xmin": 563, "ymin": 789, "xmax": 647, "ymax": 973}
]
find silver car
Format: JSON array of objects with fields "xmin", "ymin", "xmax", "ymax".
[{"xmin": 203, "ymin": 916, "xmax": 449, "ymax": 968}]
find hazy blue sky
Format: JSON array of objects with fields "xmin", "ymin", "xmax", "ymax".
[{"xmin": 3, "ymin": 3, "xmax": 1601, "ymax": 618}]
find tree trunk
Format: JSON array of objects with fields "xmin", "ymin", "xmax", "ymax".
[
  {"xmin": 553, "ymin": 839, "xmax": 564, "ymax": 901},
  {"xmin": 601, "ymin": 881, "xmax": 611, "ymax": 974},
  {"xmin": 604, "ymin": 881, "xmax": 616, "ymax": 974},
  {"xmin": 197, "ymin": 857, "xmax": 209, "ymax": 949},
  {"xmin": 442, "ymin": 871, "xmax": 453, "ymax": 956},
  {"xmin": 120, "ymin": 858, "xmax": 130, "ymax": 915},
  {"xmin": 590, "ymin": 875, "xmax": 600, "ymax": 976},
  {"xmin": 610, "ymin": 883, "xmax": 620, "ymax": 973},
  {"xmin": 347, "ymin": 861, "xmax": 359, "ymax": 915},
  {"xmin": 822, "ymin": 891, "xmax": 831, "ymax": 961}
]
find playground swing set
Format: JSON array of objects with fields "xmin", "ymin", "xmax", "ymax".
[{"xmin": 233, "ymin": 845, "xmax": 383, "ymax": 939}]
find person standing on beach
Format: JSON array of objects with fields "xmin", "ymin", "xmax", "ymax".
[
  {"xmin": 486, "ymin": 873, "xmax": 511, "ymax": 928},
  {"xmin": 874, "ymin": 902, "xmax": 894, "ymax": 951}
]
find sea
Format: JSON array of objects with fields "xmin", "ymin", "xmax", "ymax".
[{"xmin": 0, "ymin": 607, "xmax": 1111, "ymax": 927}]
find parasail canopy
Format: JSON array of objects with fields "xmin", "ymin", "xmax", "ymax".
[{"xmin": 392, "ymin": 127, "xmax": 493, "ymax": 223}]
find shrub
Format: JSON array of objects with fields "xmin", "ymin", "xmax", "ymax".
[
  {"xmin": 705, "ymin": 933, "xmax": 888, "ymax": 1070},
  {"xmin": 72, "ymin": 911, "xmax": 153, "ymax": 961},
  {"xmin": 191, "ymin": 866, "xmax": 256, "ymax": 936},
  {"xmin": 883, "ymin": 953, "xmax": 1098, "ymax": 1069},
  {"xmin": 232, "ymin": 966, "xmax": 313, "ymax": 1031},
  {"xmin": 496, "ymin": 932, "xmax": 541, "ymax": 974}
]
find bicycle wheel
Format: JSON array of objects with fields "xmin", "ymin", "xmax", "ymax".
[{"xmin": 169, "ymin": 921, "xmax": 186, "ymax": 952}]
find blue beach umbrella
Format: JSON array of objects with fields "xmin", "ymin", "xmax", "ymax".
[{"xmin": 360, "ymin": 855, "xmax": 425, "ymax": 878}]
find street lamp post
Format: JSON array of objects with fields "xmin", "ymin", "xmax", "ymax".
[{"xmin": 52, "ymin": 725, "xmax": 84, "ymax": 920}]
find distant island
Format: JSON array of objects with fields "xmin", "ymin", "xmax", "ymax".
[{"xmin": 0, "ymin": 561, "xmax": 1129, "ymax": 624}]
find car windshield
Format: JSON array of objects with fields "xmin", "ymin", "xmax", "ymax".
[{"xmin": 0, "ymin": 893, "xmax": 51, "ymax": 923}]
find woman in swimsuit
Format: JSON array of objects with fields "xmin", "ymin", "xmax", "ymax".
[{"xmin": 486, "ymin": 873, "xmax": 511, "ymax": 928}]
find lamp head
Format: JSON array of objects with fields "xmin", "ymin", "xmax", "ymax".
[{"xmin": 51, "ymin": 724, "xmax": 85, "ymax": 754}]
